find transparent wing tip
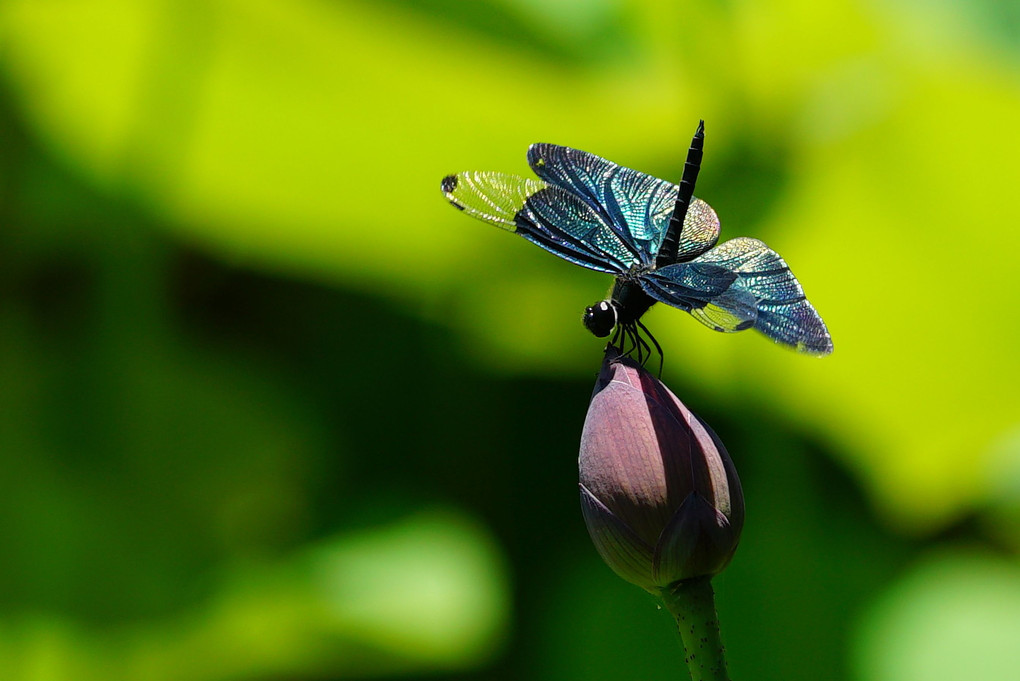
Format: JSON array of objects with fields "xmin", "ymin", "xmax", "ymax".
[
  {"xmin": 800, "ymin": 336, "xmax": 834, "ymax": 356},
  {"xmin": 794, "ymin": 327, "xmax": 833, "ymax": 356}
]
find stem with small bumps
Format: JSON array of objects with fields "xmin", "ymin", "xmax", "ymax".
[{"xmin": 659, "ymin": 577, "xmax": 730, "ymax": 681}]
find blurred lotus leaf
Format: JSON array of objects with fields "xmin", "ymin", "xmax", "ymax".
[
  {"xmin": 854, "ymin": 552, "xmax": 1020, "ymax": 681},
  {"xmin": 0, "ymin": 510, "xmax": 508, "ymax": 680}
]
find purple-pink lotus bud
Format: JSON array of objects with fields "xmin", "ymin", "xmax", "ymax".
[{"xmin": 579, "ymin": 349, "xmax": 744, "ymax": 592}]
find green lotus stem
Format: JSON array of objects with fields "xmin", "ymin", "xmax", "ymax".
[{"xmin": 659, "ymin": 577, "xmax": 730, "ymax": 681}]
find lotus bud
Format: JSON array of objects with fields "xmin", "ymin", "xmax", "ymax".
[{"xmin": 579, "ymin": 348, "xmax": 744, "ymax": 592}]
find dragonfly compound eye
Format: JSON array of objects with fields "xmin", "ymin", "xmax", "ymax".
[{"xmin": 583, "ymin": 301, "xmax": 617, "ymax": 338}]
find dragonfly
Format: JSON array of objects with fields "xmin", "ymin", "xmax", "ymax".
[{"xmin": 440, "ymin": 121, "xmax": 832, "ymax": 364}]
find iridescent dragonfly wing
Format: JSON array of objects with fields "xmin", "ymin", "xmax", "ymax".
[
  {"xmin": 441, "ymin": 171, "xmax": 636, "ymax": 274},
  {"xmin": 640, "ymin": 262, "xmax": 758, "ymax": 331},
  {"xmin": 696, "ymin": 237, "xmax": 832, "ymax": 353},
  {"xmin": 640, "ymin": 237, "xmax": 833, "ymax": 354},
  {"xmin": 527, "ymin": 144, "xmax": 720, "ymax": 265}
]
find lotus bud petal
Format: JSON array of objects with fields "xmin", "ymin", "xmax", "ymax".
[{"xmin": 579, "ymin": 348, "xmax": 744, "ymax": 591}]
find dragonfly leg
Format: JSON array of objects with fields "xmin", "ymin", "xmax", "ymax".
[
  {"xmin": 634, "ymin": 325, "xmax": 649, "ymax": 364},
  {"xmin": 626, "ymin": 323, "xmax": 640, "ymax": 362},
  {"xmin": 609, "ymin": 324, "xmax": 624, "ymax": 355},
  {"xmin": 636, "ymin": 318, "xmax": 664, "ymax": 376}
]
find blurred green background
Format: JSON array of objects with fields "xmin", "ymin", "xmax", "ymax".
[{"xmin": 0, "ymin": 0, "xmax": 1018, "ymax": 679}]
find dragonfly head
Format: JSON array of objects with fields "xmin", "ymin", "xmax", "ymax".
[{"xmin": 583, "ymin": 300, "xmax": 618, "ymax": 338}]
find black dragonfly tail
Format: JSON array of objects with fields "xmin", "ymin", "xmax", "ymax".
[{"xmin": 656, "ymin": 120, "xmax": 705, "ymax": 269}]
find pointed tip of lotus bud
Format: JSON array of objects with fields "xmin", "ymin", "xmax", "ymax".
[{"xmin": 579, "ymin": 347, "xmax": 744, "ymax": 590}]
